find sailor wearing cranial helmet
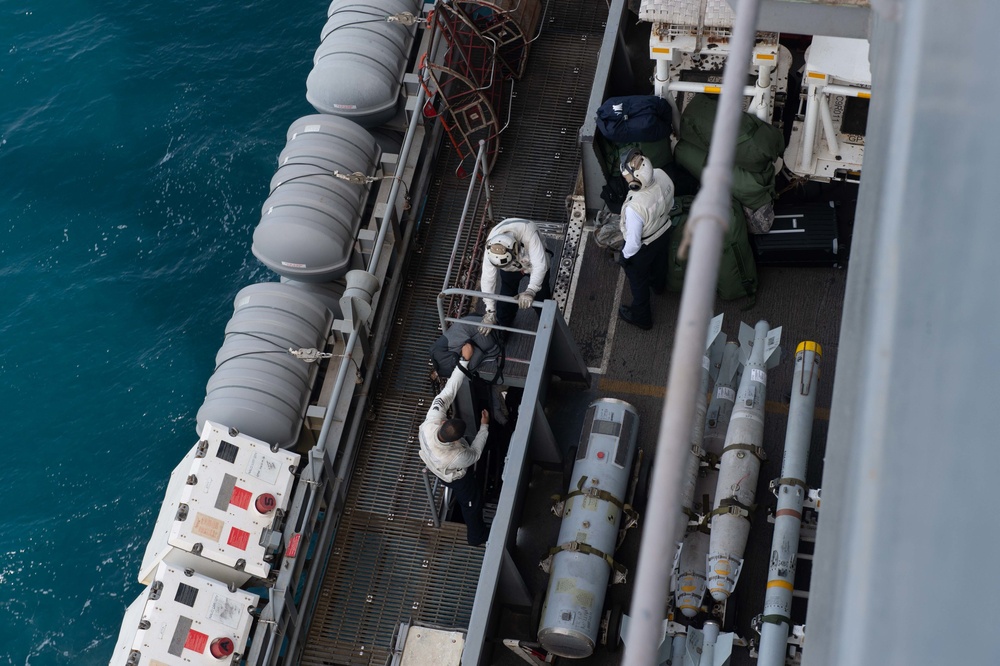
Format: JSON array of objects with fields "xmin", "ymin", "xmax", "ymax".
[
  {"xmin": 616, "ymin": 148, "xmax": 675, "ymax": 330},
  {"xmin": 478, "ymin": 218, "xmax": 551, "ymax": 336}
]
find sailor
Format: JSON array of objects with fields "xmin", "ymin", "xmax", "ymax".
[
  {"xmin": 478, "ymin": 218, "xmax": 551, "ymax": 336},
  {"xmin": 418, "ymin": 342, "xmax": 491, "ymax": 546},
  {"xmin": 616, "ymin": 148, "xmax": 675, "ymax": 330}
]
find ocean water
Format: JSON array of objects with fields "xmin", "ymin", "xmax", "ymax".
[{"xmin": 0, "ymin": 2, "xmax": 323, "ymax": 663}]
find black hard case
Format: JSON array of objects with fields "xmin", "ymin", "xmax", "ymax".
[{"xmin": 751, "ymin": 201, "xmax": 841, "ymax": 266}]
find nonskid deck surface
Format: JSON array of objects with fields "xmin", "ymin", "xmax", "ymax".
[
  {"xmin": 484, "ymin": 215, "xmax": 846, "ymax": 665},
  {"xmin": 301, "ymin": 3, "xmax": 610, "ymax": 663}
]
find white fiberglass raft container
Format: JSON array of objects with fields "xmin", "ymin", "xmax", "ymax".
[
  {"xmin": 110, "ymin": 562, "xmax": 258, "ymax": 666},
  {"xmin": 138, "ymin": 422, "xmax": 300, "ymax": 588}
]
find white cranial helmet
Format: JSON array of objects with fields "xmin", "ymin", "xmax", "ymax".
[
  {"xmin": 487, "ymin": 232, "xmax": 517, "ymax": 267},
  {"xmin": 620, "ymin": 148, "xmax": 654, "ymax": 191}
]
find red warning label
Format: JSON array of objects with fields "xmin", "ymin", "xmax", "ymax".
[
  {"xmin": 185, "ymin": 629, "xmax": 209, "ymax": 653},
  {"xmin": 286, "ymin": 533, "xmax": 301, "ymax": 558},
  {"xmin": 227, "ymin": 527, "xmax": 250, "ymax": 550},
  {"xmin": 230, "ymin": 485, "xmax": 252, "ymax": 510}
]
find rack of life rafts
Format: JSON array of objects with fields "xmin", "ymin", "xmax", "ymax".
[
  {"xmin": 106, "ymin": 0, "xmax": 553, "ymax": 662},
  {"xmin": 108, "ymin": 0, "xmax": 429, "ymax": 663}
]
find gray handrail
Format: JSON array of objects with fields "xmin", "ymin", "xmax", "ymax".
[
  {"xmin": 442, "ymin": 140, "xmax": 491, "ymax": 295},
  {"xmin": 313, "ymin": 83, "xmax": 426, "ymax": 461},
  {"xmin": 436, "ymin": 287, "xmax": 541, "ymax": 337},
  {"xmin": 623, "ymin": 0, "xmax": 763, "ymax": 663}
]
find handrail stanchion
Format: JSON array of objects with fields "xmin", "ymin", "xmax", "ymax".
[
  {"xmin": 442, "ymin": 140, "xmax": 490, "ymax": 296},
  {"xmin": 623, "ymin": 0, "xmax": 762, "ymax": 663},
  {"xmin": 316, "ymin": 84, "xmax": 426, "ymax": 457}
]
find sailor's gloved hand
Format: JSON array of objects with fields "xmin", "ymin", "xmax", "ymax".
[
  {"xmin": 517, "ymin": 289, "xmax": 536, "ymax": 309},
  {"xmin": 617, "ymin": 251, "xmax": 632, "ymax": 268},
  {"xmin": 478, "ymin": 310, "xmax": 497, "ymax": 336}
]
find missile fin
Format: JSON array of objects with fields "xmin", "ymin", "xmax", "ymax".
[
  {"xmin": 737, "ymin": 322, "xmax": 755, "ymax": 364},
  {"xmin": 764, "ymin": 325, "xmax": 783, "ymax": 369},
  {"xmin": 705, "ymin": 313, "xmax": 725, "ymax": 351}
]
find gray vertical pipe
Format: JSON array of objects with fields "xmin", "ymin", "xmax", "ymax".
[
  {"xmin": 757, "ymin": 342, "xmax": 821, "ymax": 665},
  {"xmin": 623, "ymin": 0, "xmax": 762, "ymax": 662}
]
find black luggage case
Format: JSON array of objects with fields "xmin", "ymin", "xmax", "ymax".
[{"xmin": 751, "ymin": 201, "xmax": 841, "ymax": 267}]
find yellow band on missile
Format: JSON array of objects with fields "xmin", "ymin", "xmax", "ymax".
[
  {"xmin": 807, "ymin": 71, "xmax": 827, "ymax": 79},
  {"xmin": 796, "ymin": 340, "xmax": 822, "ymax": 357},
  {"xmin": 858, "ymin": 91, "xmax": 871, "ymax": 99},
  {"xmin": 652, "ymin": 47, "xmax": 671, "ymax": 54},
  {"xmin": 767, "ymin": 579, "xmax": 795, "ymax": 591},
  {"xmin": 756, "ymin": 53, "xmax": 776, "ymax": 60},
  {"xmin": 705, "ymin": 86, "xmax": 722, "ymax": 94}
]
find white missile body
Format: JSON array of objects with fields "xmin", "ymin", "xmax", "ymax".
[
  {"xmin": 672, "ymin": 315, "xmax": 726, "ymax": 618},
  {"xmin": 757, "ymin": 341, "xmax": 822, "ymax": 666},
  {"xmin": 707, "ymin": 320, "xmax": 781, "ymax": 601},
  {"xmin": 674, "ymin": 341, "xmax": 744, "ymax": 618},
  {"xmin": 679, "ymin": 313, "xmax": 726, "ymax": 532}
]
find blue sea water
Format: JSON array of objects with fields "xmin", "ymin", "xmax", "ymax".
[{"xmin": 0, "ymin": 2, "xmax": 323, "ymax": 663}]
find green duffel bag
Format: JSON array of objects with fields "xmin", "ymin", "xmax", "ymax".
[
  {"xmin": 678, "ymin": 93, "xmax": 785, "ymax": 173},
  {"xmin": 674, "ymin": 140, "xmax": 776, "ymax": 211},
  {"xmin": 666, "ymin": 195, "xmax": 757, "ymax": 301}
]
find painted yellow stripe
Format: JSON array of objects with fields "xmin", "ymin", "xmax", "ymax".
[
  {"xmin": 596, "ymin": 377, "xmax": 832, "ymax": 420},
  {"xmin": 652, "ymin": 47, "xmax": 671, "ymax": 54},
  {"xmin": 858, "ymin": 91, "xmax": 871, "ymax": 99},
  {"xmin": 796, "ymin": 340, "xmax": 822, "ymax": 357},
  {"xmin": 767, "ymin": 579, "xmax": 795, "ymax": 591},
  {"xmin": 807, "ymin": 71, "xmax": 827, "ymax": 79},
  {"xmin": 756, "ymin": 53, "xmax": 776, "ymax": 60},
  {"xmin": 705, "ymin": 85, "xmax": 722, "ymax": 94}
]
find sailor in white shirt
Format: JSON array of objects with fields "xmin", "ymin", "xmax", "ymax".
[
  {"xmin": 478, "ymin": 218, "xmax": 551, "ymax": 336},
  {"xmin": 418, "ymin": 343, "xmax": 491, "ymax": 545},
  {"xmin": 616, "ymin": 148, "xmax": 675, "ymax": 330}
]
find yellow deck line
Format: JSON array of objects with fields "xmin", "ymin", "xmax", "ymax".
[{"xmin": 597, "ymin": 377, "xmax": 831, "ymax": 420}]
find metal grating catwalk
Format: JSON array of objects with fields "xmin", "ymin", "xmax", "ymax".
[{"xmin": 301, "ymin": 2, "xmax": 609, "ymax": 664}]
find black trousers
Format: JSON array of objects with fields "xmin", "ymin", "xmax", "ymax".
[
  {"xmin": 623, "ymin": 230, "xmax": 671, "ymax": 325},
  {"xmin": 496, "ymin": 270, "xmax": 552, "ymax": 328},
  {"xmin": 445, "ymin": 471, "xmax": 488, "ymax": 546}
]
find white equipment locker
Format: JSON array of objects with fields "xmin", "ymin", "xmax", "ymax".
[
  {"xmin": 110, "ymin": 562, "xmax": 258, "ymax": 665},
  {"xmin": 138, "ymin": 421, "xmax": 300, "ymax": 587}
]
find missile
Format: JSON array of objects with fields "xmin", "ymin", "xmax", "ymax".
[
  {"xmin": 702, "ymin": 341, "xmax": 744, "ymax": 462},
  {"xmin": 678, "ymin": 313, "xmax": 726, "ymax": 535},
  {"xmin": 673, "ymin": 339, "xmax": 743, "ymax": 619},
  {"xmin": 675, "ymin": 530, "xmax": 710, "ymax": 618},
  {"xmin": 672, "ymin": 315, "xmax": 725, "ymax": 618},
  {"xmin": 677, "ymin": 621, "xmax": 734, "ymax": 666},
  {"xmin": 757, "ymin": 341, "xmax": 822, "ymax": 666},
  {"xmin": 706, "ymin": 320, "xmax": 782, "ymax": 602}
]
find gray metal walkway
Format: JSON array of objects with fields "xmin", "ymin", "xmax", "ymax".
[{"xmin": 301, "ymin": 3, "xmax": 610, "ymax": 663}]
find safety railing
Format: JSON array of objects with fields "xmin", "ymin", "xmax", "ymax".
[
  {"xmin": 437, "ymin": 287, "xmax": 542, "ymax": 337},
  {"xmin": 244, "ymin": 83, "xmax": 430, "ymax": 666},
  {"xmin": 441, "ymin": 139, "xmax": 495, "ymax": 323},
  {"xmin": 623, "ymin": 0, "xmax": 763, "ymax": 663}
]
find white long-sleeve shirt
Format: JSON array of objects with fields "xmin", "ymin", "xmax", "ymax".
[
  {"xmin": 418, "ymin": 359, "xmax": 489, "ymax": 482},
  {"xmin": 479, "ymin": 218, "xmax": 549, "ymax": 312},
  {"xmin": 621, "ymin": 206, "xmax": 645, "ymax": 259}
]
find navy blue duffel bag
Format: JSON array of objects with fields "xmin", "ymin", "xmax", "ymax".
[{"xmin": 596, "ymin": 95, "xmax": 673, "ymax": 143}]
